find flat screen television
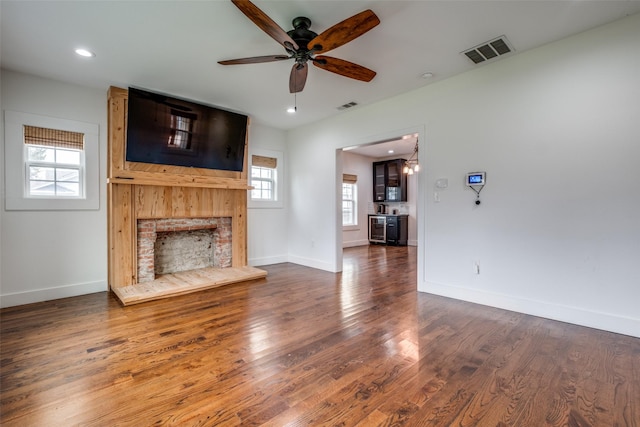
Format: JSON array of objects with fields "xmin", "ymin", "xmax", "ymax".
[{"xmin": 125, "ymin": 87, "xmax": 248, "ymax": 172}]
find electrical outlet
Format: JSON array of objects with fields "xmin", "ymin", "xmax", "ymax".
[{"xmin": 474, "ymin": 261, "xmax": 480, "ymax": 275}]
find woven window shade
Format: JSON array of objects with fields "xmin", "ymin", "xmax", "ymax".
[
  {"xmin": 24, "ymin": 125, "xmax": 84, "ymax": 150},
  {"xmin": 252, "ymin": 155, "xmax": 277, "ymax": 169},
  {"xmin": 343, "ymin": 174, "xmax": 357, "ymax": 184}
]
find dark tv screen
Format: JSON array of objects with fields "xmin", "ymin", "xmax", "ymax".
[{"xmin": 126, "ymin": 87, "xmax": 248, "ymax": 172}]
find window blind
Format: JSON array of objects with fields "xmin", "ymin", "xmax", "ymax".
[
  {"xmin": 24, "ymin": 125, "xmax": 84, "ymax": 150},
  {"xmin": 252, "ymin": 154, "xmax": 277, "ymax": 169},
  {"xmin": 343, "ymin": 174, "xmax": 357, "ymax": 184}
]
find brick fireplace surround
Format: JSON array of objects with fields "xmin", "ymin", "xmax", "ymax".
[{"xmin": 136, "ymin": 217, "xmax": 232, "ymax": 283}]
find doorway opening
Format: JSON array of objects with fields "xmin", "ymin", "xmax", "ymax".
[{"xmin": 337, "ymin": 128, "xmax": 423, "ymax": 273}]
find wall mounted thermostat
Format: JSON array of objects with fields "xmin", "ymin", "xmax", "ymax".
[
  {"xmin": 466, "ymin": 172, "xmax": 486, "ymax": 186},
  {"xmin": 466, "ymin": 172, "xmax": 486, "ymax": 206}
]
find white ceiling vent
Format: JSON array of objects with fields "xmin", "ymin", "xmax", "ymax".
[
  {"xmin": 462, "ymin": 36, "xmax": 514, "ymax": 64},
  {"xmin": 337, "ymin": 101, "xmax": 358, "ymax": 111}
]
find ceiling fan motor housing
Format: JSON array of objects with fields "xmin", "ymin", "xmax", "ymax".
[{"xmin": 288, "ymin": 17, "xmax": 319, "ymax": 60}]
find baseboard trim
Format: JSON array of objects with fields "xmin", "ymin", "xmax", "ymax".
[
  {"xmin": 287, "ymin": 255, "xmax": 338, "ymax": 273},
  {"xmin": 342, "ymin": 240, "xmax": 369, "ymax": 248},
  {"xmin": 421, "ymin": 280, "xmax": 640, "ymax": 338},
  {"xmin": 0, "ymin": 280, "xmax": 108, "ymax": 308},
  {"xmin": 248, "ymin": 254, "xmax": 288, "ymax": 267}
]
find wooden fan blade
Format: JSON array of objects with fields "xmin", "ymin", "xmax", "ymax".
[
  {"xmin": 231, "ymin": 0, "xmax": 299, "ymax": 51},
  {"xmin": 313, "ymin": 56, "xmax": 376, "ymax": 82},
  {"xmin": 219, "ymin": 55, "xmax": 290, "ymax": 65},
  {"xmin": 307, "ymin": 9, "xmax": 380, "ymax": 54},
  {"xmin": 289, "ymin": 63, "xmax": 308, "ymax": 93}
]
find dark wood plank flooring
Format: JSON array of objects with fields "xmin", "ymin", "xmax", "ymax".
[{"xmin": 1, "ymin": 245, "xmax": 639, "ymax": 426}]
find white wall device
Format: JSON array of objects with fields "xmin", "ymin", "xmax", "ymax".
[
  {"xmin": 466, "ymin": 172, "xmax": 486, "ymax": 186},
  {"xmin": 466, "ymin": 172, "xmax": 486, "ymax": 205}
]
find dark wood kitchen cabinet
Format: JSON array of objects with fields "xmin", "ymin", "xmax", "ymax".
[
  {"xmin": 373, "ymin": 162, "xmax": 386, "ymax": 202},
  {"xmin": 372, "ymin": 159, "xmax": 407, "ymax": 202},
  {"xmin": 385, "ymin": 215, "xmax": 408, "ymax": 246}
]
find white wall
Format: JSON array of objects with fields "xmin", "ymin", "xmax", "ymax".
[
  {"xmin": 246, "ymin": 122, "xmax": 289, "ymax": 266},
  {"xmin": 1, "ymin": 71, "xmax": 108, "ymax": 307},
  {"xmin": 285, "ymin": 14, "xmax": 640, "ymax": 337}
]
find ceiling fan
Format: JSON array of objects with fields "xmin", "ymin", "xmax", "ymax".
[{"xmin": 218, "ymin": 0, "xmax": 380, "ymax": 93}]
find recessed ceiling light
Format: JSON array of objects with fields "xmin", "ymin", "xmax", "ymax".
[
  {"xmin": 388, "ymin": 150, "xmax": 394, "ymax": 154},
  {"xmin": 75, "ymin": 48, "xmax": 95, "ymax": 58},
  {"xmin": 421, "ymin": 72, "xmax": 433, "ymax": 79}
]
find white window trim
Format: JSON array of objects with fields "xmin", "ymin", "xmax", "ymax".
[
  {"xmin": 342, "ymin": 182, "xmax": 358, "ymax": 229},
  {"xmin": 4, "ymin": 110, "xmax": 100, "ymax": 210},
  {"xmin": 248, "ymin": 148, "xmax": 284, "ymax": 209}
]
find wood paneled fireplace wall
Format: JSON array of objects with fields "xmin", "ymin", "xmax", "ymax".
[{"xmin": 107, "ymin": 87, "xmax": 266, "ymax": 305}]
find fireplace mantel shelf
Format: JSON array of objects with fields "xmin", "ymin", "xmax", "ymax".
[
  {"xmin": 108, "ymin": 176, "xmax": 252, "ymax": 190},
  {"xmin": 113, "ymin": 266, "xmax": 267, "ymax": 306}
]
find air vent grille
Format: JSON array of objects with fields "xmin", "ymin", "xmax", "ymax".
[
  {"xmin": 462, "ymin": 36, "xmax": 514, "ymax": 64},
  {"xmin": 337, "ymin": 101, "xmax": 358, "ymax": 111}
]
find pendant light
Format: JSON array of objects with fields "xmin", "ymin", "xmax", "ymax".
[{"xmin": 403, "ymin": 139, "xmax": 419, "ymax": 174}]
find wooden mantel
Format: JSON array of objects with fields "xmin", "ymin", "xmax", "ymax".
[{"xmin": 107, "ymin": 86, "xmax": 266, "ymax": 305}]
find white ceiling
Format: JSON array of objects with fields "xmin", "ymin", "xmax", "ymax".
[
  {"xmin": 344, "ymin": 134, "xmax": 418, "ymax": 158},
  {"xmin": 2, "ymin": 0, "xmax": 639, "ymax": 141}
]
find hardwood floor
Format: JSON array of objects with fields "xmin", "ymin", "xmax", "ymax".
[{"xmin": 1, "ymin": 245, "xmax": 639, "ymax": 426}]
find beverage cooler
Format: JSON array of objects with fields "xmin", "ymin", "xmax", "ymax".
[{"xmin": 368, "ymin": 215, "xmax": 386, "ymax": 243}]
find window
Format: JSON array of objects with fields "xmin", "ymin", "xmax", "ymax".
[
  {"xmin": 250, "ymin": 154, "xmax": 277, "ymax": 201},
  {"xmin": 342, "ymin": 174, "xmax": 358, "ymax": 226},
  {"xmin": 251, "ymin": 165, "xmax": 276, "ymax": 201},
  {"xmin": 4, "ymin": 111, "xmax": 99, "ymax": 210},
  {"xmin": 24, "ymin": 125, "xmax": 85, "ymax": 198},
  {"xmin": 248, "ymin": 148, "xmax": 283, "ymax": 209}
]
